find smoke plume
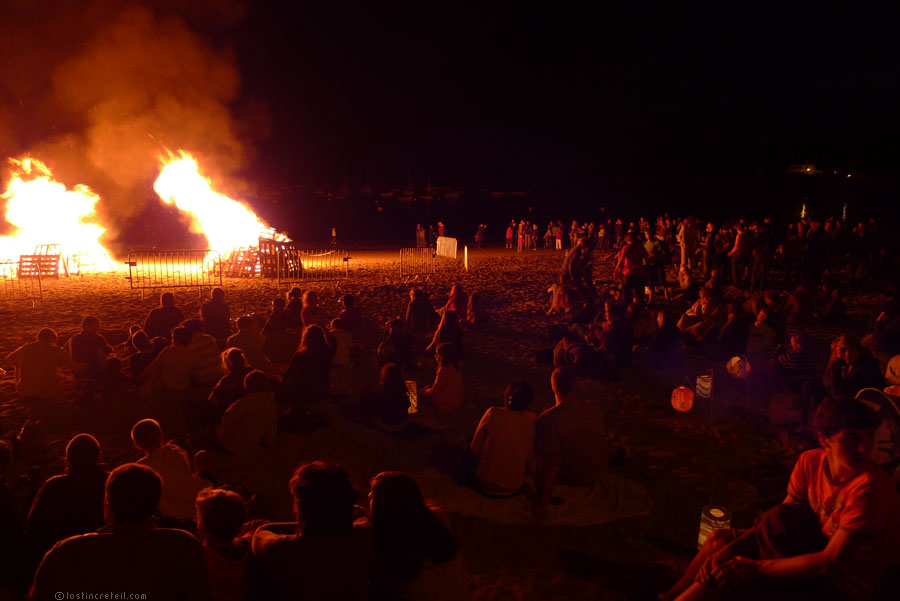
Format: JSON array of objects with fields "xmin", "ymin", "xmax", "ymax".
[{"xmin": 0, "ymin": 0, "xmax": 265, "ymax": 255}]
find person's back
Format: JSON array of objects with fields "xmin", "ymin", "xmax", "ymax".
[
  {"xmin": 68, "ymin": 327, "xmax": 109, "ymax": 378},
  {"xmin": 227, "ymin": 321, "xmax": 267, "ymax": 371},
  {"xmin": 406, "ymin": 296, "xmax": 437, "ymax": 333},
  {"xmin": 145, "ymin": 301, "xmax": 185, "ymax": 341},
  {"xmin": 200, "ymin": 295, "xmax": 231, "ymax": 343},
  {"xmin": 472, "ymin": 406, "xmax": 536, "ymax": 493},
  {"xmin": 538, "ymin": 398, "xmax": 609, "ymax": 486},
  {"xmin": 329, "ymin": 323, "xmax": 353, "ymax": 366},
  {"xmin": 187, "ymin": 324, "xmax": 225, "ymax": 386},
  {"xmin": 7, "ymin": 332, "xmax": 75, "ymax": 397},
  {"xmin": 218, "ymin": 383, "xmax": 277, "ymax": 458},
  {"xmin": 30, "ymin": 463, "xmax": 210, "ymax": 601},
  {"xmin": 143, "ymin": 344, "xmax": 197, "ymax": 392}
]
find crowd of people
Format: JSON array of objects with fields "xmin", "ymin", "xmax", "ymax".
[{"xmin": 1, "ymin": 210, "xmax": 899, "ymax": 599}]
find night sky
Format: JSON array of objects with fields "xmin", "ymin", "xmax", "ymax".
[{"xmin": 237, "ymin": 3, "xmax": 900, "ymax": 187}]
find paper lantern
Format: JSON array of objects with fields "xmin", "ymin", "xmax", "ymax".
[
  {"xmin": 726, "ymin": 356, "xmax": 751, "ymax": 379},
  {"xmin": 405, "ymin": 380, "xmax": 418, "ymax": 414},
  {"xmin": 698, "ymin": 505, "xmax": 732, "ymax": 549},
  {"xmin": 695, "ymin": 374, "xmax": 713, "ymax": 399},
  {"xmin": 671, "ymin": 386, "xmax": 695, "ymax": 412}
]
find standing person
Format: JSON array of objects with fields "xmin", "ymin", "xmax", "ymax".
[
  {"xmin": 555, "ymin": 220, "xmax": 564, "ymax": 251},
  {"xmin": 728, "ymin": 223, "xmax": 753, "ymax": 288},
  {"xmin": 331, "ymin": 226, "xmax": 337, "ymax": 246},
  {"xmin": 613, "ymin": 233, "xmax": 649, "ymax": 305},
  {"xmin": 200, "ymin": 288, "xmax": 231, "ymax": 346},
  {"xmin": 544, "ymin": 222, "xmax": 554, "ymax": 249},
  {"xmin": 700, "ymin": 222, "xmax": 716, "ymax": 280},
  {"xmin": 437, "ymin": 221, "xmax": 445, "ymax": 238},
  {"xmin": 569, "ymin": 220, "xmax": 579, "ymax": 249},
  {"xmin": 505, "ymin": 221, "xmax": 514, "ymax": 250},
  {"xmin": 416, "ymin": 224, "xmax": 426, "ymax": 248},
  {"xmin": 474, "ymin": 224, "xmax": 485, "ymax": 249},
  {"xmin": 144, "ymin": 292, "xmax": 186, "ymax": 341},
  {"xmin": 6, "ymin": 328, "xmax": 79, "ymax": 398}
]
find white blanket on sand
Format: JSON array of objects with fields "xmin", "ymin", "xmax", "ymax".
[{"xmin": 410, "ymin": 468, "xmax": 653, "ymax": 526}]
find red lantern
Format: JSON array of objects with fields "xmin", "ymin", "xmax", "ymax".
[{"xmin": 671, "ymin": 386, "xmax": 695, "ymax": 412}]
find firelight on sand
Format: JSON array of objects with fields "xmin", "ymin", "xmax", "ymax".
[
  {"xmin": 154, "ymin": 151, "xmax": 273, "ymax": 255},
  {"xmin": 0, "ymin": 157, "xmax": 116, "ymax": 272}
]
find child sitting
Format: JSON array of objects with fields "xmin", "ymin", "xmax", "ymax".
[
  {"xmin": 328, "ymin": 318, "xmax": 354, "ymax": 367},
  {"xmin": 216, "ymin": 371, "xmax": 278, "ymax": 458},
  {"xmin": 421, "ymin": 343, "xmax": 464, "ymax": 411},
  {"xmin": 378, "ymin": 319, "xmax": 414, "ymax": 371},
  {"xmin": 467, "ymin": 293, "xmax": 489, "ymax": 329},
  {"xmin": 338, "ymin": 294, "xmax": 364, "ymax": 333},
  {"xmin": 195, "ymin": 488, "xmax": 253, "ymax": 601},
  {"xmin": 226, "ymin": 315, "xmax": 268, "ymax": 372},
  {"xmin": 405, "ymin": 288, "xmax": 438, "ymax": 334}
]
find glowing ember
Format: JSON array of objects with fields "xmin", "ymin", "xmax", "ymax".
[
  {"xmin": 154, "ymin": 151, "xmax": 273, "ymax": 254},
  {"xmin": 1, "ymin": 157, "xmax": 116, "ymax": 272}
]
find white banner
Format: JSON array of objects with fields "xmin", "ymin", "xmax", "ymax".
[{"xmin": 436, "ymin": 236, "xmax": 458, "ymax": 259}]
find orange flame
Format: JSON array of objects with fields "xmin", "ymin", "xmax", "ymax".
[
  {"xmin": 154, "ymin": 151, "xmax": 274, "ymax": 254},
  {"xmin": 1, "ymin": 157, "xmax": 116, "ymax": 272}
]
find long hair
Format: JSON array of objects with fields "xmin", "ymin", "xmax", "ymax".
[
  {"xmin": 299, "ymin": 325, "xmax": 329, "ymax": 356},
  {"xmin": 369, "ymin": 472, "xmax": 457, "ymax": 581},
  {"xmin": 378, "ymin": 363, "xmax": 407, "ymax": 400}
]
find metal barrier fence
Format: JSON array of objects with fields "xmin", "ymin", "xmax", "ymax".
[
  {"xmin": 435, "ymin": 236, "xmax": 458, "ymax": 259},
  {"xmin": 277, "ymin": 249, "xmax": 350, "ymax": 285},
  {"xmin": 0, "ymin": 261, "xmax": 42, "ymax": 303},
  {"xmin": 400, "ymin": 247, "xmax": 436, "ymax": 277},
  {"xmin": 126, "ymin": 250, "xmax": 222, "ymax": 297}
]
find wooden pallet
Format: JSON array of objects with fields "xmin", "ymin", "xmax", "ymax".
[{"xmin": 18, "ymin": 254, "xmax": 60, "ymax": 279}]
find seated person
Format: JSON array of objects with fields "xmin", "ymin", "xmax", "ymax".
[
  {"xmin": 328, "ymin": 318, "xmax": 354, "ymax": 367},
  {"xmin": 713, "ymin": 302, "xmax": 750, "ymax": 359},
  {"xmin": 26, "ymin": 434, "xmax": 108, "ymax": 562},
  {"xmin": 252, "ymin": 462, "xmax": 372, "ymax": 601},
  {"xmin": 378, "ymin": 319, "xmax": 414, "ymax": 371},
  {"xmin": 671, "ymin": 266, "xmax": 700, "ymax": 302},
  {"xmin": 420, "ymin": 343, "xmax": 464, "ymax": 411},
  {"xmin": 661, "ymin": 396, "xmax": 900, "ymax": 601},
  {"xmin": 405, "ymin": 288, "xmax": 438, "ymax": 334},
  {"xmin": 783, "ymin": 285, "xmax": 813, "ymax": 335},
  {"xmin": 137, "ymin": 326, "xmax": 197, "ymax": 398},
  {"xmin": 286, "ymin": 287, "xmax": 303, "ymax": 321},
  {"xmin": 215, "ymin": 371, "xmax": 278, "ymax": 458},
  {"xmin": 813, "ymin": 283, "xmax": 846, "ymax": 323},
  {"xmin": 128, "ymin": 330, "xmax": 160, "ymax": 379},
  {"xmin": 184, "ymin": 319, "xmax": 225, "ymax": 387},
  {"xmin": 67, "ymin": 316, "xmax": 111, "ymax": 380},
  {"xmin": 281, "ymin": 325, "xmax": 335, "ymax": 407},
  {"xmin": 30, "ymin": 464, "xmax": 209, "ymax": 600},
  {"xmin": 5, "ymin": 328, "xmax": 79, "ymax": 398},
  {"xmin": 196, "ymin": 488, "xmax": 253, "ymax": 601},
  {"xmin": 772, "ymin": 332, "xmax": 817, "ymax": 394},
  {"xmin": 441, "ymin": 284, "xmax": 468, "ymax": 326},
  {"xmin": 300, "ymin": 290, "xmax": 325, "ymax": 328},
  {"xmin": 425, "ymin": 310, "xmax": 464, "ymax": 360},
  {"xmin": 227, "ymin": 315, "xmax": 268, "ymax": 372},
  {"xmin": 368, "ymin": 472, "xmax": 467, "ymax": 601},
  {"xmin": 470, "ymin": 380, "xmax": 537, "ymax": 496},
  {"xmin": 262, "ymin": 298, "xmax": 300, "ymax": 365},
  {"xmin": 131, "ymin": 419, "xmax": 211, "ymax": 523},
  {"xmin": 823, "ymin": 335, "xmax": 884, "ymax": 398},
  {"xmin": 338, "ymin": 294, "xmax": 364, "ymax": 334},
  {"xmin": 586, "ymin": 302, "xmax": 634, "ymax": 369},
  {"xmin": 466, "ymin": 293, "xmax": 489, "ymax": 328},
  {"xmin": 746, "ymin": 308, "xmax": 777, "ymax": 358},
  {"xmin": 677, "ymin": 287, "xmax": 725, "ymax": 344},
  {"xmin": 207, "ymin": 348, "xmax": 251, "ymax": 423},
  {"xmin": 360, "ymin": 363, "xmax": 411, "ymax": 431},
  {"xmin": 143, "ymin": 292, "xmax": 186, "ymax": 340},
  {"xmin": 200, "ymin": 287, "xmax": 231, "ymax": 345},
  {"xmin": 534, "ymin": 367, "xmax": 610, "ymax": 520},
  {"xmin": 641, "ymin": 309, "xmax": 686, "ymax": 370}
]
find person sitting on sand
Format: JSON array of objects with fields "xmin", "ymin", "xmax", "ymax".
[
  {"xmin": 5, "ymin": 328, "xmax": 80, "ymax": 398},
  {"xmin": 215, "ymin": 370, "xmax": 277, "ymax": 458},
  {"xmin": 746, "ymin": 308, "xmax": 777, "ymax": 359},
  {"xmin": 426, "ymin": 310, "xmax": 464, "ymax": 360},
  {"xmin": 251, "ymin": 462, "xmax": 372, "ymax": 601},
  {"xmin": 207, "ymin": 348, "xmax": 251, "ymax": 423},
  {"xmin": 25, "ymin": 434, "xmax": 108, "ymax": 563},
  {"xmin": 138, "ymin": 327, "xmax": 197, "ymax": 401},
  {"xmin": 328, "ymin": 318, "xmax": 354, "ymax": 367},
  {"xmin": 441, "ymin": 285, "xmax": 468, "ymax": 327},
  {"xmin": 143, "ymin": 292, "xmax": 186, "ymax": 341},
  {"xmin": 420, "ymin": 343, "xmax": 464, "ymax": 411},
  {"xmin": 262, "ymin": 297, "xmax": 300, "ymax": 365},
  {"xmin": 534, "ymin": 367, "xmax": 610, "ymax": 520},
  {"xmin": 131, "ymin": 419, "xmax": 211, "ymax": 524},
  {"xmin": 200, "ymin": 287, "xmax": 231, "ymax": 346},
  {"xmin": 196, "ymin": 488, "xmax": 253, "ymax": 601},
  {"xmin": 660, "ymin": 397, "xmax": 900, "ymax": 601},
  {"xmin": 823, "ymin": 335, "xmax": 884, "ymax": 399},
  {"xmin": 368, "ymin": 471, "xmax": 467, "ymax": 601},
  {"xmin": 640, "ymin": 310, "xmax": 686, "ymax": 370},
  {"xmin": 30, "ymin": 464, "xmax": 210, "ymax": 601},
  {"xmin": 281, "ymin": 325, "xmax": 335, "ymax": 407},
  {"xmin": 286, "ymin": 286, "xmax": 303, "ymax": 321},
  {"xmin": 466, "ymin": 293, "xmax": 489, "ymax": 329},
  {"xmin": 338, "ymin": 294, "xmax": 364, "ymax": 334},
  {"xmin": 378, "ymin": 319, "xmax": 414, "ymax": 372},
  {"xmin": 67, "ymin": 316, "xmax": 111, "ymax": 380},
  {"xmin": 227, "ymin": 315, "xmax": 268, "ymax": 372},
  {"xmin": 406, "ymin": 288, "xmax": 438, "ymax": 334},
  {"xmin": 360, "ymin": 363, "xmax": 412, "ymax": 432},
  {"xmin": 184, "ymin": 319, "xmax": 225, "ymax": 387},
  {"xmin": 301, "ymin": 290, "xmax": 325, "ymax": 329},
  {"xmin": 470, "ymin": 380, "xmax": 537, "ymax": 496},
  {"xmin": 677, "ymin": 287, "xmax": 725, "ymax": 344},
  {"xmin": 128, "ymin": 330, "xmax": 160, "ymax": 380}
]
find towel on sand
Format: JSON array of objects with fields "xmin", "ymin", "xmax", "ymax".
[{"xmin": 410, "ymin": 468, "xmax": 652, "ymax": 526}]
